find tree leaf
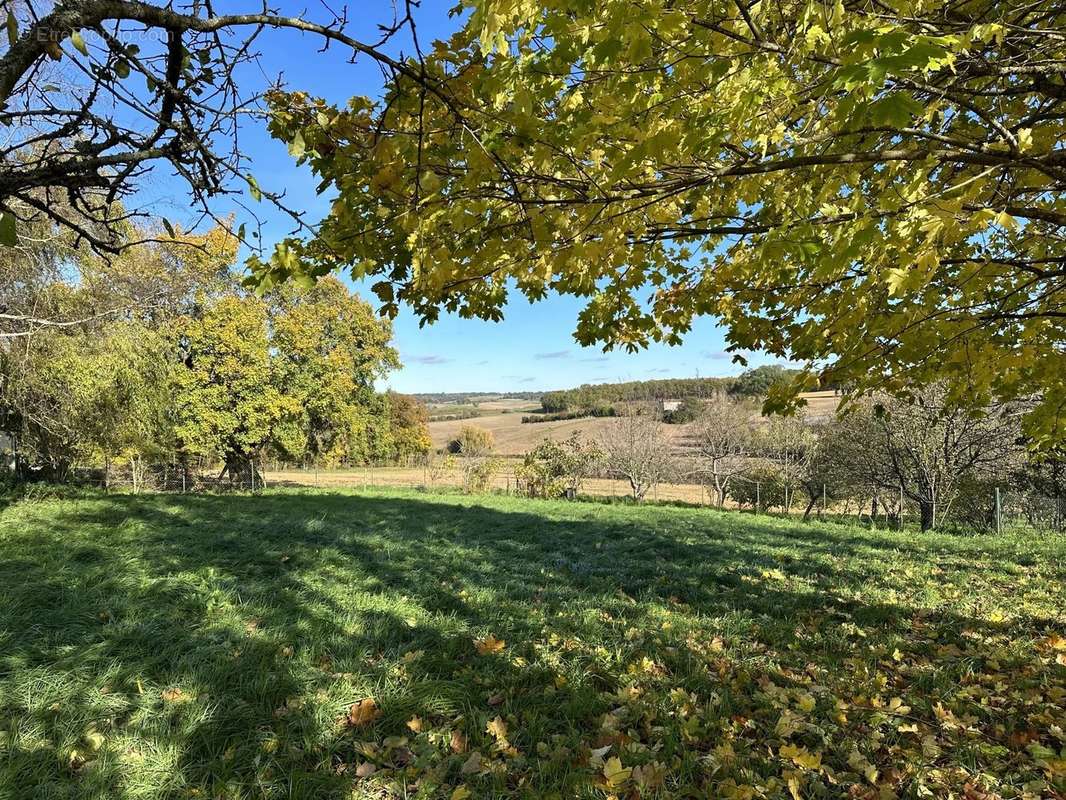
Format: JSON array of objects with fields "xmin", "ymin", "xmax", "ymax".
[
  {"xmin": 70, "ymin": 30, "xmax": 88, "ymax": 56},
  {"xmin": 0, "ymin": 212, "xmax": 16, "ymax": 246}
]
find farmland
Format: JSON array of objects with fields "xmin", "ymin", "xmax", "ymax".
[
  {"xmin": 427, "ymin": 391, "xmax": 843, "ymax": 456},
  {"xmin": 0, "ymin": 488, "xmax": 1063, "ymax": 799}
]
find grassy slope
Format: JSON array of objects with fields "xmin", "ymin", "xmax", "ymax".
[{"xmin": 0, "ymin": 489, "xmax": 1063, "ymax": 800}]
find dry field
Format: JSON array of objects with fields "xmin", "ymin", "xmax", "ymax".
[
  {"xmin": 428, "ymin": 390, "xmax": 844, "ymax": 455},
  {"xmin": 264, "ymin": 465, "xmax": 722, "ymax": 505}
]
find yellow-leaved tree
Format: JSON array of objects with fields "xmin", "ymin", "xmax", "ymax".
[{"xmin": 252, "ymin": 1, "xmax": 1066, "ymax": 446}]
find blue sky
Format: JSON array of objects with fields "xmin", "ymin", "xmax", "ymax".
[{"xmin": 141, "ymin": 1, "xmax": 782, "ymax": 394}]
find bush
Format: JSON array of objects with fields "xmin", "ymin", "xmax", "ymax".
[
  {"xmin": 461, "ymin": 457, "xmax": 499, "ymax": 493},
  {"xmin": 516, "ymin": 434, "xmax": 601, "ymax": 498},
  {"xmin": 448, "ymin": 425, "xmax": 494, "ymax": 456},
  {"xmin": 728, "ymin": 464, "xmax": 786, "ymax": 511}
]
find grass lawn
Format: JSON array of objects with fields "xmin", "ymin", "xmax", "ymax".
[{"xmin": 0, "ymin": 489, "xmax": 1063, "ymax": 800}]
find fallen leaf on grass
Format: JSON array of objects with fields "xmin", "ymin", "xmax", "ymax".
[
  {"xmin": 450, "ymin": 730, "xmax": 468, "ymax": 753},
  {"xmin": 486, "ymin": 716, "xmax": 508, "ymax": 743},
  {"xmin": 475, "ymin": 635, "xmax": 506, "ymax": 655},
  {"xmin": 460, "ymin": 750, "xmax": 482, "ymax": 774},
  {"xmin": 406, "ymin": 716, "xmax": 424, "ymax": 733},
  {"xmin": 346, "ymin": 698, "xmax": 382, "ymax": 727},
  {"xmin": 602, "ymin": 756, "xmax": 631, "ymax": 789},
  {"xmin": 355, "ymin": 762, "xmax": 377, "ymax": 778},
  {"xmin": 451, "ymin": 787, "xmax": 471, "ymax": 800},
  {"xmin": 780, "ymin": 743, "xmax": 822, "ymax": 770},
  {"xmin": 161, "ymin": 687, "xmax": 186, "ymax": 703}
]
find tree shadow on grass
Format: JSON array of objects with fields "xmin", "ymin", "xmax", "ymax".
[{"xmin": 0, "ymin": 490, "xmax": 1063, "ymax": 798}]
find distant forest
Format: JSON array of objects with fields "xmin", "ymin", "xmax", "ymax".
[
  {"xmin": 414, "ymin": 366, "xmax": 803, "ymax": 414},
  {"xmin": 411, "ymin": 391, "xmax": 543, "ymax": 404}
]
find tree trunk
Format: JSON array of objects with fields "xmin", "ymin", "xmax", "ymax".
[
  {"xmin": 220, "ymin": 455, "xmax": 263, "ymax": 491},
  {"xmin": 919, "ymin": 500, "xmax": 935, "ymax": 531}
]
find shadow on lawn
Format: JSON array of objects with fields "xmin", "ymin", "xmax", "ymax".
[{"xmin": 0, "ymin": 491, "xmax": 1061, "ymax": 798}]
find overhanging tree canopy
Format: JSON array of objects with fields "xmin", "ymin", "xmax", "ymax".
[
  {"xmin": 3, "ymin": 1, "xmax": 1063, "ymax": 444},
  {"xmin": 254, "ymin": 0, "xmax": 1066, "ymax": 446}
]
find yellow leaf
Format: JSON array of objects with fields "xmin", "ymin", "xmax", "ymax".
[
  {"xmin": 994, "ymin": 210, "xmax": 1020, "ymax": 231},
  {"xmin": 486, "ymin": 715, "xmax": 508, "ymax": 742},
  {"xmin": 346, "ymin": 698, "xmax": 381, "ymax": 727},
  {"xmin": 475, "ymin": 635, "xmax": 506, "ymax": 655},
  {"xmin": 603, "ymin": 756, "xmax": 631, "ymax": 788},
  {"xmin": 451, "ymin": 787, "xmax": 471, "ymax": 800},
  {"xmin": 406, "ymin": 716, "xmax": 424, "ymax": 733},
  {"xmin": 780, "ymin": 744, "xmax": 822, "ymax": 770}
]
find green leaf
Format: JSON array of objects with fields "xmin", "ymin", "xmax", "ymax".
[
  {"xmin": 6, "ymin": 12, "xmax": 17, "ymax": 47},
  {"xmin": 288, "ymin": 131, "xmax": 306, "ymax": 159},
  {"xmin": 0, "ymin": 212, "xmax": 17, "ymax": 246},
  {"xmin": 70, "ymin": 29, "xmax": 88, "ymax": 56},
  {"xmin": 868, "ymin": 93, "xmax": 924, "ymax": 128},
  {"xmin": 162, "ymin": 218, "xmax": 176, "ymax": 237},
  {"xmin": 247, "ymin": 175, "xmax": 262, "ymax": 202},
  {"xmin": 114, "ymin": 59, "xmax": 130, "ymax": 79}
]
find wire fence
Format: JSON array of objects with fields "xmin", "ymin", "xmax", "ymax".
[{"xmin": 30, "ymin": 457, "xmax": 1062, "ymax": 536}]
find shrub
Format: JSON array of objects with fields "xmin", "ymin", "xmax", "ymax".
[
  {"xmin": 448, "ymin": 425, "xmax": 494, "ymax": 456},
  {"xmin": 462, "ymin": 457, "xmax": 499, "ymax": 493},
  {"xmin": 516, "ymin": 434, "xmax": 602, "ymax": 498},
  {"xmin": 728, "ymin": 463, "xmax": 786, "ymax": 511}
]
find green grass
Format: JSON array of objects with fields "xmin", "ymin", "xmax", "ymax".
[{"xmin": 0, "ymin": 488, "xmax": 1063, "ymax": 800}]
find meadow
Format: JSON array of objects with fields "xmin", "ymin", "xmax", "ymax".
[{"xmin": 0, "ymin": 488, "xmax": 1063, "ymax": 799}]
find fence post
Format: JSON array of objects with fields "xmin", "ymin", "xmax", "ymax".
[
  {"xmin": 995, "ymin": 486, "xmax": 1002, "ymax": 534},
  {"xmin": 899, "ymin": 485, "xmax": 904, "ymax": 531},
  {"xmin": 314, "ymin": 461, "xmax": 319, "ymax": 488},
  {"xmin": 822, "ymin": 483, "xmax": 826, "ymax": 516},
  {"xmin": 756, "ymin": 481, "xmax": 760, "ymax": 515}
]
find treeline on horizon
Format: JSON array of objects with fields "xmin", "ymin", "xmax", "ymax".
[
  {"xmin": 412, "ymin": 391, "xmax": 543, "ymax": 404},
  {"xmin": 539, "ymin": 365, "xmax": 804, "ymax": 414}
]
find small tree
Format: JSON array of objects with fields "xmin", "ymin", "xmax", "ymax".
[
  {"xmin": 516, "ymin": 434, "xmax": 601, "ymax": 499},
  {"xmin": 759, "ymin": 417, "xmax": 816, "ymax": 514},
  {"xmin": 461, "ymin": 457, "xmax": 500, "ymax": 494},
  {"xmin": 447, "ymin": 424, "xmax": 497, "ymax": 494},
  {"xmin": 598, "ymin": 408, "xmax": 676, "ymax": 502},
  {"xmin": 830, "ymin": 387, "xmax": 1021, "ymax": 531},
  {"xmin": 728, "ymin": 463, "xmax": 786, "ymax": 512},
  {"xmin": 691, "ymin": 397, "xmax": 754, "ymax": 509},
  {"xmin": 449, "ymin": 425, "xmax": 494, "ymax": 457}
]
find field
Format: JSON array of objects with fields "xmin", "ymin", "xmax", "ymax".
[
  {"xmin": 1, "ymin": 488, "xmax": 1063, "ymax": 799},
  {"xmin": 428, "ymin": 391, "xmax": 844, "ymax": 455},
  {"xmin": 265, "ymin": 466, "xmax": 715, "ymax": 505},
  {"xmin": 426, "ymin": 399, "xmax": 541, "ymax": 423}
]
